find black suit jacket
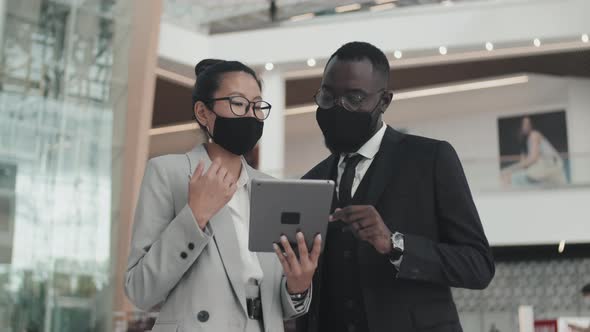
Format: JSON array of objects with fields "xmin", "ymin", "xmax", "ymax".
[{"xmin": 297, "ymin": 127, "xmax": 495, "ymax": 332}]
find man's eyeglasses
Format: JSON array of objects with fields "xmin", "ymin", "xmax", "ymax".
[
  {"xmin": 207, "ymin": 96, "xmax": 272, "ymax": 120},
  {"xmin": 314, "ymin": 88, "xmax": 384, "ymax": 112}
]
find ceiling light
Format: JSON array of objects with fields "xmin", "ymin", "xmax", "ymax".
[
  {"xmin": 265, "ymin": 62, "xmax": 274, "ymax": 71},
  {"xmin": 370, "ymin": 3, "xmax": 396, "ymax": 11},
  {"xmin": 290, "ymin": 13, "xmax": 315, "ymax": 22},
  {"xmin": 394, "ymin": 50, "xmax": 403, "ymax": 59},
  {"xmin": 374, "ymin": 0, "xmax": 397, "ymax": 4},
  {"xmin": 533, "ymin": 38, "xmax": 541, "ymax": 47},
  {"xmin": 439, "ymin": 46, "xmax": 448, "ymax": 55},
  {"xmin": 558, "ymin": 240, "xmax": 566, "ymax": 253},
  {"xmin": 335, "ymin": 3, "xmax": 362, "ymax": 13},
  {"xmin": 582, "ymin": 34, "xmax": 589, "ymax": 43},
  {"xmin": 441, "ymin": 0, "xmax": 454, "ymax": 6},
  {"xmin": 485, "ymin": 42, "xmax": 494, "ymax": 51},
  {"xmin": 307, "ymin": 58, "xmax": 316, "ymax": 67}
]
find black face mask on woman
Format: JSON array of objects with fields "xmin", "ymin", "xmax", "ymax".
[
  {"xmin": 316, "ymin": 105, "xmax": 381, "ymax": 154},
  {"xmin": 202, "ymin": 114, "xmax": 264, "ymax": 156}
]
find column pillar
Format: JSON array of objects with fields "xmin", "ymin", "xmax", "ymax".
[
  {"xmin": 258, "ymin": 69, "xmax": 285, "ymax": 178},
  {"xmin": 111, "ymin": 0, "xmax": 162, "ymax": 321}
]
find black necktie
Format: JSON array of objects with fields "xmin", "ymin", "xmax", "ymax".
[{"xmin": 338, "ymin": 154, "xmax": 364, "ymax": 207}]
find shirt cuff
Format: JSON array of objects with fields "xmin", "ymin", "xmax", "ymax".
[
  {"xmin": 390, "ymin": 255, "xmax": 403, "ymax": 271},
  {"xmin": 288, "ymin": 284, "xmax": 312, "ymax": 313}
]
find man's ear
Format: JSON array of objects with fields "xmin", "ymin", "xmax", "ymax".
[{"xmin": 380, "ymin": 90, "xmax": 394, "ymax": 114}]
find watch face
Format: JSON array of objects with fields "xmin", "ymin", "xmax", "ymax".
[{"xmin": 393, "ymin": 233, "xmax": 404, "ymax": 251}]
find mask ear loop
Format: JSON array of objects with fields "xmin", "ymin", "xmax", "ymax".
[
  {"xmin": 371, "ymin": 93, "xmax": 387, "ymax": 132},
  {"xmin": 195, "ymin": 101, "xmax": 216, "ymax": 140}
]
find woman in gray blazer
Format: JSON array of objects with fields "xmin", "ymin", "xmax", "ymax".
[{"xmin": 125, "ymin": 59, "xmax": 321, "ymax": 332}]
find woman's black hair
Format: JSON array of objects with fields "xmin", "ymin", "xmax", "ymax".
[{"xmin": 191, "ymin": 59, "xmax": 261, "ymax": 129}]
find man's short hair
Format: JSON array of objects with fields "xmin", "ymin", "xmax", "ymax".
[{"xmin": 327, "ymin": 41, "xmax": 390, "ymax": 84}]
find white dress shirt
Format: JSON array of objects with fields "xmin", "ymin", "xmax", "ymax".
[
  {"xmin": 334, "ymin": 123, "xmax": 403, "ymax": 270},
  {"xmin": 336, "ymin": 122, "xmax": 387, "ymax": 198},
  {"xmin": 226, "ymin": 158, "xmax": 264, "ymax": 285}
]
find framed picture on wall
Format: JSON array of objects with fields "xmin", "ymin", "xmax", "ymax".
[{"xmin": 497, "ymin": 110, "xmax": 570, "ymax": 187}]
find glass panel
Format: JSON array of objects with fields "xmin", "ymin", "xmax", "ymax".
[{"xmin": 0, "ymin": 1, "xmax": 131, "ymax": 331}]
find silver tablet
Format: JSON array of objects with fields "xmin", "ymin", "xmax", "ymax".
[{"xmin": 248, "ymin": 178, "xmax": 335, "ymax": 253}]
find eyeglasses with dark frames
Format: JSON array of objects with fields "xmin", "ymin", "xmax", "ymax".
[
  {"xmin": 207, "ymin": 96, "xmax": 272, "ymax": 120},
  {"xmin": 314, "ymin": 88, "xmax": 384, "ymax": 112}
]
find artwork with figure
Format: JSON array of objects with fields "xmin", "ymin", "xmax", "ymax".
[{"xmin": 498, "ymin": 111, "xmax": 570, "ymax": 187}]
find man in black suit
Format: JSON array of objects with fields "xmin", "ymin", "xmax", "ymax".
[{"xmin": 297, "ymin": 42, "xmax": 495, "ymax": 332}]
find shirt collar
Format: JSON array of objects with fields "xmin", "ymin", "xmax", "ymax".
[
  {"xmin": 357, "ymin": 122, "xmax": 387, "ymax": 160},
  {"xmin": 236, "ymin": 157, "xmax": 250, "ymax": 189},
  {"xmin": 339, "ymin": 123, "xmax": 387, "ymax": 165},
  {"xmin": 196, "ymin": 144, "xmax": 250, "ymax": 189}
]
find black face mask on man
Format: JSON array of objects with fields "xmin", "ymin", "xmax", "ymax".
[
  {"xmin": 316, "ymin": 104, "xmax": 382, "ymax": 154},
  {"xmin": 200, "ymin": 113, "xmax": 263, "ymax": 156}
]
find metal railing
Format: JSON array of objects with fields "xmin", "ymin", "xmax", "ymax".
[{"xmin": 276, "ymin": 152, "xmax": 590, "ymax": 192}]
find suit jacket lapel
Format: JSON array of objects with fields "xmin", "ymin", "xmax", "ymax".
[
  {"xmin": 364, "ymin": 127, "xmax": 406, "ymax": 206},
  {"xmin": 305, "ymin": 128, "xmax": 406, "ymax": 209},
  {"xmin": 186, "ymin": 145, "xmax": 248, "ymax": 315}
]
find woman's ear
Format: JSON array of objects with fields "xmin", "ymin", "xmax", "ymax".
[{"xmin": 194, "ymin": 101, "xmax": 211, "ymax": 129}]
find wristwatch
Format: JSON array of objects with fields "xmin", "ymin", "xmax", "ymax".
[
  {"xmin": 389, "ymin": 232, "xmax": 404, "ymax": 261},
  {"xmin": 289, "ymin": 288, "xmax": 309, "ymax": 301}
]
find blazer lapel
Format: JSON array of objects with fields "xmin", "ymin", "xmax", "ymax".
[
  {"xmin": 208, "ymin": 208, "xmax": 248, "ymax": 314},
  {"xmin": 364, "ymin": 127, "xmax": 406, "ymax": 206},
  {"xmin": 356, "ymin": 128, "xmax": 407, "ymax": 270},
  {"xmin": 257, "ymin": 253, "xmax": 277, "ymax": 332},
  {"xmin": 186, "ymin": 145, "xmax": 248, "ymax": 315}
]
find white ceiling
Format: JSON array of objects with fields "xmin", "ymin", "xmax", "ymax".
[{"xmin": 162, "ymin": 0, "xmax": 500, "ymax": 34}]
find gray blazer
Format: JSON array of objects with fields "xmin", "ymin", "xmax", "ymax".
[{"xmin": 125, "ymin": 145, "xmax": 310, "ymax": 332}]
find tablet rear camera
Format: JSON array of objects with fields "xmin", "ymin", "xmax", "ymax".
[{"xmin": 281, "ymin": 212, "xmax": 300, "ymax": 225}]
